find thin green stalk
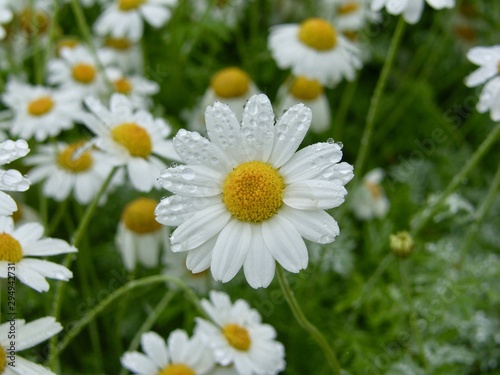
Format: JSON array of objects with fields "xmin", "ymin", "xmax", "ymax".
[
  {"xmin": 50, "ymin": 275, "xmax": 203, "ymax": 362},
  {"xmin": 276, "ymin": 266, "xmax": 342, "ymax": 374},
  {"xmin": 411, "ymin": 122, "xmax": 500, "ymax": 235},
  {"xmin": 46, "ymin": 197, "xmax": 69, "ymax": 236},
  {"xmin": 118, "ymin": 290, "xmax": 177, "ymax": 375},
  {"xmin": 399, "ymin": 260, "xmax": 429, "ymax": 372},
  {"xmin": 354, "ymin": 16, "xmax": 406, "ymax": 178},
  {"xmin": 333, "ymin": 80, "xmax": 358, "ymax": 141}
]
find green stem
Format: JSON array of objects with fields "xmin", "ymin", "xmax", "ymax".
[
  {"xmin": 118, "ymin": 290, "xmax": 177, "ymax": 375},
  {"xmin": 333, "ymin": 80, "xmax": 358, "ymax": 141},
  {"xmin": 399, "ymin": 260, "xmax": 429, "ymax": 372},
  {"xmin": 411, "ymin": 122, "xmax": 500, "ymax": 235},
  {"xmin": 50, "ymin": 275, "xmax": 203, "ymax": 362},
  {"xmin": 354, "ymin": 16, "xmax": 406, "ymax": 178},
  {"xmin": 46, "ymin": 197, "xmax": 69, "ymax": 237},
  {"xmin": 276, "ymin": 266, "xmax": 341, "ymax": 374}
]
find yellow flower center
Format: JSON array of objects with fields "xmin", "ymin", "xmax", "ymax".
[
  {"xmin": 118, "ymin": 0, "xmax": 146, "ymax": 11},
  {"xmin": 20, "ymin": 8, "xmax": 49, "ymax": 36},
  {"xmin": 497, "ymin": 60, "xmax": 500, "ymax": 75},
  {"xmin": 290, "ymin": 76, "xmax": 323, "ymax": 100},
  {"xmin": 298, "ymin": 18, "xmax": 337, "ymax": 51},
  {"xmin": 72, "ymin": 63, "xmax": 96, "ymax": 84},
  {"xmin": 157, "ymin": 364, "xmax": 196, "ymax": 375},
  {"xmin": 222, "ymin": 161, "xmax": 284, "ymax": 223},
  {"xmin": 114, "ymin": 77, "xmax": 133, "ymax": 94},
  {"xmin": 223, "ymin": 324, "xmax": 251, "ymax": 351},
  {"xmin": 105, "ymin": 37, "xmax": 132, "ymax": 50},
  {"xmin": 27, "ymin": 96, "xmax": 54, "ymax": 116},
  {"xmin": 0, "ymin": 346, "xmax": 6, "ymax": 373},
  {"xmin": 122, "ymin": 198, "xmax": 162, "ymax": 234},
  {"xmin": 111, "ymin": 123, "xmax": 152, "ymax": 158},
  {"xmin": 364, "ymin": 180, "xmax": 381, "ymax": 199},
  {"xmin": 57, "ymin": 142, "xmax": 93, "ymax": 173},
  {"xmin": 338, "ymin": 2, "xmax": 360, "ymax": 15},
  {"xmin": 0, "ymin": 232, "xmax": 23, "ymax": 263},
  {"xmin": 210, "ymin": 67, "xmax": 250, "ymax": 98},
  {"xmin": 56, "ymin": 37, "xmax": 79, "ymax": 56}
]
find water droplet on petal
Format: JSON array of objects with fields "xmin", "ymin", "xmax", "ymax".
[
  {"xmin": 327, "ymin": 138, "xmax": 335, "ymax": 144},
  {"xmin": 181, "ymin": 168, "xmax": 195, "ymax": 180}
]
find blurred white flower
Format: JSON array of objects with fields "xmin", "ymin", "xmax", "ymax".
[
  {"xmin": 321, "ymin": 0, "xmax": 380, "ymax": 31},
  {"xmin": 351, "ymin": 168, "xmax": 390, "ymax": 220},
  {"xmin": 371, "ymin": 0, "xmax": 455, "ymax": 24}
]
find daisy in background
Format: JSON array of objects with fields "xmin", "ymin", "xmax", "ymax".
[
  {"xmin": 268, "ymin": 17, "xmax": 362, "ymax": 87},
  {"xmin": 275, "ymin": 75, "xmax": 331, "ymax": 133},
  {"xmin": 155, "ymin": 94, "xmax": 353, "ymax": 288},
  {"xmin": 0, "ymin": 316, "xmax": 62, "ymax": 375},
  {"xmin": 187, "ymin": 67, "xmax": 259, "ymax": 134},
  {"xmin": 78, "ymin": 94, "xmax": 179, "ymax": 192},
  {"xmin": 350, "ymin": 168, "xmax": 390, "ymax": 220},
  {"xmin": 47, "ymin": 45, "xmax": 114, "ymax": 98},
  {"xmin": 371, "ymin": 0, "xmax": 455, "ymax": 24},
  {"xmin": 464, "ymin": 45, "xmax": 500, "ymax": 121},
  {"xmin": 24, "ymin": 140, "xmax": 116, "ymax": 204},
  {"xmin": 0, "ymin": 216, "xmax": 76, "ymax": 292},
  {"xmin": 100, "ymin": 36, "xmax": 144, "ymax": 74},
  {"xmin": 321, "ymin": 0, "xmax": 380, "ymax": 32},
  {"xmin": 0, "ymin": 139, "xmax": 30, "ymax": 217},
  {"xmin": 190, "ymin": 0, "xmax": 248, "ymax": 29},
  {"xmin": 115, "ymin": 197, "xmax": 169, "ymax": 271},
  {"xmin": 94, "ymin": 0, "xmax": 178, "ymax": 42},
  {"xmin": 0, "ymin": 0, "xmax": 13, "ymax": 40},
  {"xmin": 121, "ymin": 329, "xmax": 215, "ymax": 375},
  {"xmin": 107, "ymin": 68, "xmax": 160, "ymax": 109},
  {"xmin": 1, "ymin": 79, "xmax": 81, "ymax": 141},
  {"xmin": 195, "ymin": 291, "xmax": 285, "ymax": 375},
  {"xmin": 163, "ymin": 250, "xmax": 212, "ymax": 293}
]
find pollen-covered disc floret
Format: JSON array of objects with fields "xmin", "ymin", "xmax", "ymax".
[
  {"xmin": 57, "ymin": 142, "xmax": 93, "ymax": 172},
  {"xmin": 210, "ymin": 67, "xmax": 251, "ymax": 98},
  {"xmin": 298, "ymin": 18, "xmax": 337, "ymax": 50},
  {"xmin": 156, "ymin": 94, "xmax": 353, "ymax": 288},
  {"xmin": 222, "ymin": 324, "xmax": 251, "ymax": 351},
  {"xmin": 118, "ymin": 0, "xmax": 145, "ymax": 11},
  {"xmin": 222, "ymin": 161, "xmax": 284, "ymax": 223},
  {"xmin": 157, "ymin": 364, "xmax": 196, "ymax": 375},
  {"xmin": 0, "ymin": 232, "xmax": 23, "ymax": 263},
  {"xmin": 72, "ymin": 62, "xmax": 96, "ymax": 84},
  {"xmin": 290, "ymin": 76, "xmax": 324, "ymax": 101},
  {"xmin": 27, "ymin": 96, "xmax": 54, "ymax": 116},
  {"xmin": 112, "ymin": 122, "xmax": 152, "ymax": 158},
  {"xmin": 122, "ymin": 197, "xmax": 162, "ymax": 234}
]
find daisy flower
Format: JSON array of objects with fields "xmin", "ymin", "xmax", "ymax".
[
  {"xmin": 268, "ymin": 17, "xmax": 362, "ymax": 87},
  {"xmin": 163, "ymin": 250, "xmax": 212, "ymax": 293},
  {"xmin": 115, "ymin": 197, "xmax": 169, "ymax": 270},
  {"xmin": 101, "ymin": 36, "xmax": 144, "ymax": 74},
  {"xmin": 0, "ymin": 216, "xmax": 76, "ymax": 292},
  {"xmin": 0, "ymin": 316, "xmax": 62, "ymax": 375},
  {"xmin": 94, "ymin": 0, "xmax": 178, "ymax": 42},
  {"xmin": 47, "ymin": 45, "xmax": 113, "ymax": 98},
  {"xmin": 0, "ymin": 139, "xmax": 30, "ymax": 217},
  {"xmin": 464, "ymin": 45, "xmax": 500, "ymax": 121},
  {"xmin": 78, "ymin": 94, "xmax": 179, "ymax": 192},
  {"xmin": 371, "ymin": 0, "xmax": 455, "ymax": 24},
  {"xmin": 121, "ymin": 329, "xmax": 215, "ymax": 375},
  {"xmin": 107, "ymin": 68, "xmax": 159, "ymax": 109},
  {"xmin": 1, "ymin": 79, "xmax": 81, "ymax": 141},
  {"xmin": 195, "ymin": 291, "xmax": 285, "ymax": 375},
  {"xmin": 275, "ymin": 76, "xmax": 331, "ymax": 133},
  {"xmin": 350, "ymin": 168, "xmax": 389, "ymax": 220},
  {"xmin": 321, "ymin": 0, "xmax": 380, "ymax": 31},
  {"xmin": 155, "ymin": 93, "xmax": 353, "ymax": 288},
  {"xmin": 24, "ymin": 140, "xmax": 116, "ymax": 204},
  {"xmin": 0, "ymin": 0, "xmax": 13, "ymax": 40}
]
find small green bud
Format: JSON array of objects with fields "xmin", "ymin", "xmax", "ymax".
[{"xmin": 390, "ymin": 231, "xmax": 414, "ymax": 258}]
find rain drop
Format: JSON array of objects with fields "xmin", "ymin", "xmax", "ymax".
[{"xmin": 181, "ymin": 168, "xmax": 195, "ymax": 180}]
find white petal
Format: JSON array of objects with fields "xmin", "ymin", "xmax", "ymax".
[
  {"xmin": 243, "ymin": 226, "xmax": 276, "ymax": 288},
  {"xmin": 141, "ymin": 4, "xmax": 170, "ymax": 27},
  {"xmin": 158, "ymin": 165, "xmax": 223, "ymax": 197},
  {"xmin": 13, "ymin": 222, "xmax": 44, "ymax": 245},
  {"xmin": 211, "ymin": 220, "xmax": 251, "ymax": 283},
  {"xmin": 11, "ymin": 357, "xmax": 57, "ymax": 375},
  {"xmin": 141, "ymin": 331, "xmax": 169, "ymax": 368},
  {"xmin": 128, "ymin": 157, "xmax": 155, "ymax": 192},
  {"xmin": 17, "ymin": 316, "xmax": 62, "ymax": 351},
  {"xmin": 136, "ymin": 234, "xmax": 161, "ymax": 268},
  {"xmin": 167, "ymin": 329, "xmax": 190, "ymax": 363},
  {"xmin": 466, "ymin": 46, "xmax": 500, "ymax": 66},
  {"xmin": 20, "ymin": 259, "xmax": 73, "ymax": 281},
  {"xmin": 261, "ymin": 215, "xmax": 308, "ymax": 273},
  {"xmin": 155, "ymin": 195, "xmax": 220, "ymax": 226},
  {"xmin": 283, "ymin": 180, "xmax": 348, "ymax": 210},
  {"xmin": 0, "ymin": 191, "xmax": 17, "ymax": 216},
  {"xmin": 403, "ymin": 0, "xmax": 424, "ymax": 24},
  {"xmin": 121, "ymin": 351, "xmax": 159, "ymax": 375},
  {"xmin": 465, "ymin": 65, "xmax": 498, "ymax": 87},
  {"xmin": 22, "ymin": 238, "xmax": 77, "ymax": 256},
  {"xmin": 185, "ymin": 236, "xmax": 217, "ymax": 273},
  {"xmin": 16, "ymin": 264, "xmax": 50, "ymax": 292}
]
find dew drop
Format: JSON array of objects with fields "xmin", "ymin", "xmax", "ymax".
[
  {"xmin": 246, "ymin": 134, "xmax": 256, "ymax": 142},
  {"xmin": 327, "ymin": 138, "xmax": 335, "ymax": 144},
  {"xmin": 170, "ymin": 162, "xmax": 178, "ymax": 168},
  {"xmin": 181, "ymin": 168, "xmax": 195, "ymax": 180},
  {"xmin": 277, "ymin": 132, "xmax": 286, "ymax": 141},
  {"xmin": 335, "ymin": 141, "xmax": 343, "ymax": 149}
]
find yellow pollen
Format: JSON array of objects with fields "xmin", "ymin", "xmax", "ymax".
[
  {"xmin": 223, "ymin": 324, "xmax": 251, "ymax": 351},
  {"xmin": 0, "ymin": 346, "xmax": 6, "ymax": 373},
  {"xmin": 105, "ymin": 37, "xmax": 132, "ymax": 50},
  {"xmin": 122, "ymin": 198, "xmax": 162, "ymax": 234},
  {"xmin": 157, "ymin": 364, "xmax": 196, "ymax": 375},
  {"xmin": 72, "ymin": 63, "xmax": 96, "ymax": 84},
  {"xmin": 111, "ymin": 123, "xmax": 152, "ymax": 158},
  {"xmin": 118, "ymin": 0, "xmax": 146, "ymax": 11},
  {"xmin": 114, "ymin": 77, "xmax": 133, "ymax": 94},
  {"xmin": 0, "ymin": 232, "xmax": 23, "ymax": 263},
  {"xmin": 364, "ymin": 180, "xmax": 382, "ymax": 199},
  {"xmin": 222, "ymin": 161, "xmax": 284, "ymax": 223},
  {"xmin": 290, "ymin": 76, "xmax": 323, "ymax": 100},
  {"xmin": 27, "ymin": 96, "xmax": 54, "ymax": 116},
  {"xmin": 57, "ymin": 142, "xmax": 93, "ymax": 173},
  {"xmin": 298, "ymin": 18, "xmax": 337, "ymax": 51},
  {"xmin": 338, "ymin": 2, "xmax": 360, "ymax": 15},
  {"xmin": 211, "ymin": 67, "xmax": 251, "ymax": 98}
]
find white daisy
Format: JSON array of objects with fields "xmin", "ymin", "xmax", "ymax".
[
  {"xmin": 47, "ymin": 45, "xmax": 113, "ymax": 98},
  {"xmin": 0, "ymin": 316, "xmax": 62, "ymax": 375},
  {"xmin": 0, "ymin": 0, "xmax": 13, "ymax": 40},
  {"xmin": 24, "ymin": 140, "xmax": 116, "ymax": 204},
  {"xmin": 94, "ymin": 0, "xmax": 178, "ymax": 42},
  {"xmin": 78, "ymin": 93, "xmax": 178, "ymax": 192},
  {"xmin": 190, "ymin": 0, "xmax": 248, "ymax": 29},
  {"xmin": 121, "ymin": 329, "xmax": 215, "ymax": 375},
  {"xmin": 0, "ymin": 216, "xmax": 76, "ymax": 292},
  {"xmin": 107, "ymin": 68, "xmax": 159, "ymax": 109},
  {"xmin": 268, "ymin": 17, "xmax": 362, "ymax": 87},
  {"xmin": 371, "ymin": 0, "xmax": 455, "ymax": 24},
  {"xmin": 321, "ymin": 0, "xmax": 380, "ymax": 31},
  {"xmin": 464, "ymin": 45, "xmax": 500, "ymax": 121},
  {"xmin": 163, "ymin": 250, "xmax": 212, "ymax": 293},
  {"xmin": 1, "ymin": 79, "xmax": 81, "ymax": 141},
  {"xmin": 195, "ymin": 291, "xmax": 285, "ymax": 375},
  {"xmin": 115, "ymin": 197, "xmax": 169, "ymax": 271},
  {"xmin": 155, "ymin": 93, "xmax": 353, "ymax": 288},
  {"xmin": 100, "ymin": 36, "xmax": 144, "ymax": 74},
  {"xmin": 350, "ymin": 168, "xmax": 390, "ymax": 220},
  {"xmin": 0, "ymin": 139, "xmax": 30, "ymax": 217},
  {"xmin": 275, "ymin": 76, "xmax": 331, "ymax": 133}
]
